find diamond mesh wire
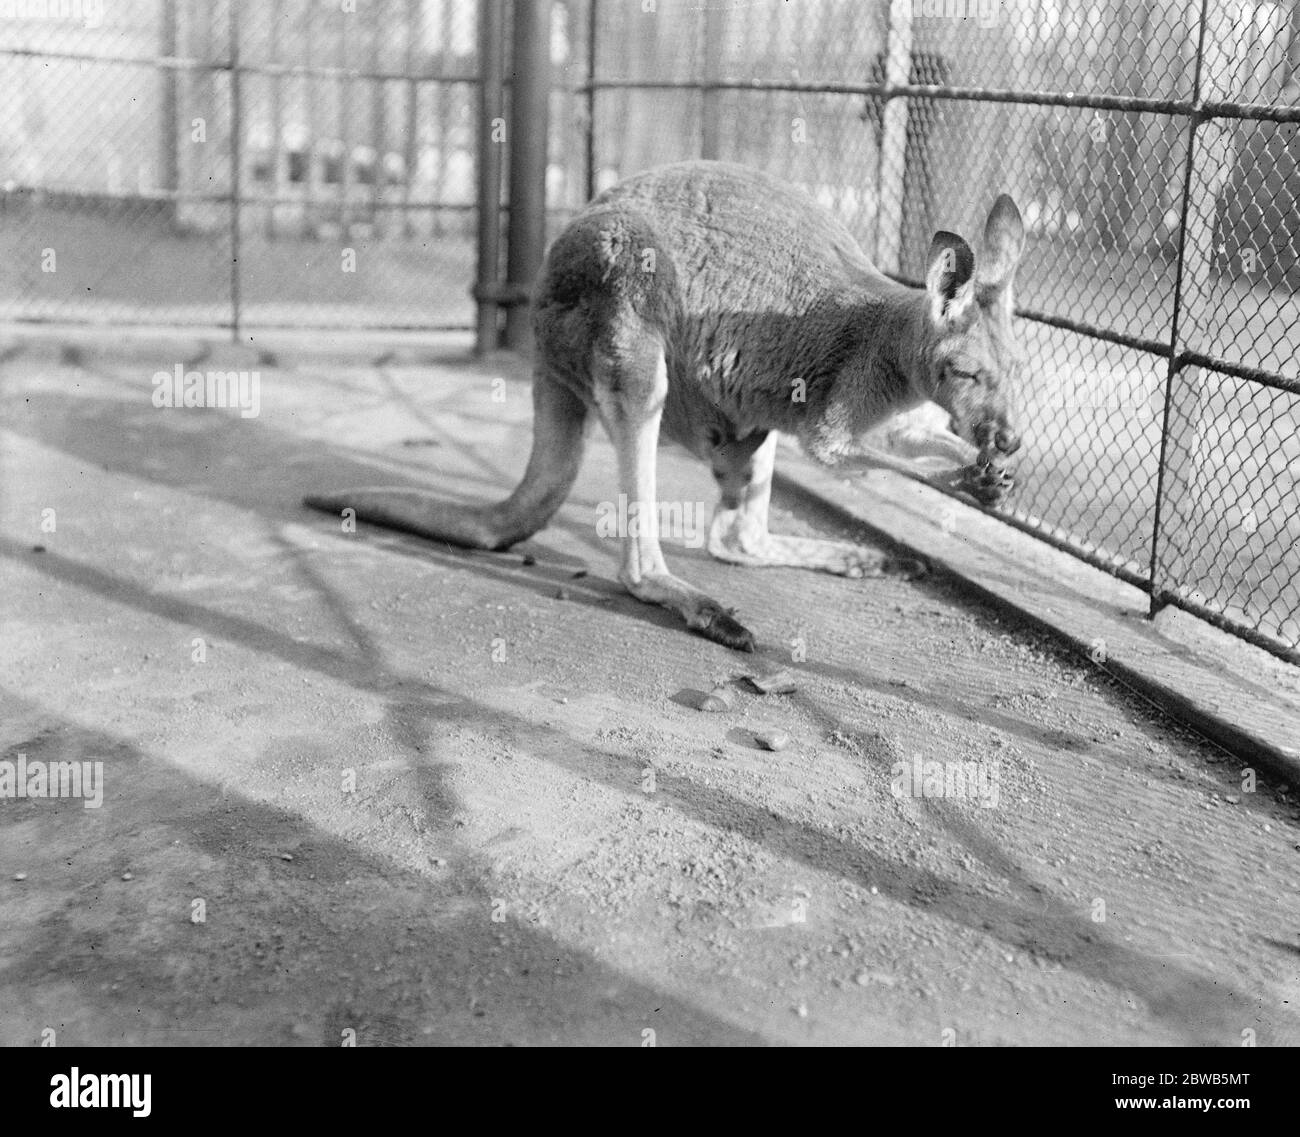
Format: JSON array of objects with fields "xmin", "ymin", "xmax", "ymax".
[
  {"xmin": 4, "ymin": 0, "xmax": 1297, "ymax": 658},
  {"xmin": 0, "ymin": 0, "xmax": 480, "ymax": 330},
  {"xmin": 586, "ymin": 0, "xmax": 1300, "ymax": 661}
]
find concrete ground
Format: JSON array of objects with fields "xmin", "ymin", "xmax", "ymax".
[{"xmin": 2, "ymin": 333, "xmax": 1298, "ymax": 1046}]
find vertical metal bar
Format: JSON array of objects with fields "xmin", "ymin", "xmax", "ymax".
[
  {"xmin": 1147, "ymin": 0, "xmax": 1211, "ymax": 614},
  {"xmin": 160, "ymin": 0, "xmax": 179, "ymax": 224},
  {"xmin": 336, "ymin": 5, "xmax": 352, "ymax": 232},
  {"xmin": 435, "ymin": 0, "xmax": 454, "ymax": 235},
  {"xmin": 368, "ymin": 0, "xmax": 385, "ymax": 235},
  {"xmin": 876, "ymin": 0, "xmax": 912, "ymax": 272},
  {"xmin": 701, "ymin": 4, "xmax": 724, "ymax": 160},
  {"xmin": 585, "ymin": 0, "xmax": 597, "ymax": 203},
  {"xmin": 402, "ymin": 0, "xmax": 420, "ymax": 238},
  {"xmin": 267, "ymin": 0, "xmax": 284, "ymax": 237},
  {"xmin": 230, "ymin": 0, "xmax": 243, "ymax": 342},
  {"xmin": 503, "ymin": 0, "xmax": 552, "ymax": 352},
  {"xmin": 303, "ymin": 0, "xmax": 318, "ymax": 235},
  {"xmin": 475, "ymin": 0, "xmax": 506, "ymax": 354}
]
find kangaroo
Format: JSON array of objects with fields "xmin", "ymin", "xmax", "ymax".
[{"xmin": 305, "ymin": 160, "xmax": 1026, "ymax": 652}]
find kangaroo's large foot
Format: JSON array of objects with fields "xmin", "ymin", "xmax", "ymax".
[{"xmin": 621, "ymin": 569, "xmax": 756, "ymax": 652}]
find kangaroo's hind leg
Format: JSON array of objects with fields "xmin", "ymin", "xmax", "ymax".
[
  {"xmin": 707, "ymin": 432, "xmax": 925, "ymax": 579},
  {"xmin": 592, "ymin": 332, "xmax": 755, "ymax": 652}
]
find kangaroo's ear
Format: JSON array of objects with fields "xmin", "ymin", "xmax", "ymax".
[
  {"xmin": 925, "ymin": 231, "xmax": 975, "ymax": 326},
  {"xmin": 978, "ymin": 194, "xmax": 1025, "ymax": 292}
]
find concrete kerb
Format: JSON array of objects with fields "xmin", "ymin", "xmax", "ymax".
[{"xmin": 774, "ymin": 452, "xmax": 1300, "ymax": 793}]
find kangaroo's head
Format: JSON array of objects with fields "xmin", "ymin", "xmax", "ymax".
[{"xmin": 915, "ymin": 195, "xmax": 1026, "ymax": 459}]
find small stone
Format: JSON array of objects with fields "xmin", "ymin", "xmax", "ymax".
[
  {"xmin": 745, "ymin": 669, "xmax": 798, "ymax": 695},
  {"xmin": 754, "ymin": 728, "xmax": 791, "ymax": 752},
  {"xmin": 121, "ymin": 872, "xmax": 133, "ymax": 881},
  {"xmin": 1225, "ymin": 795, "xmax": 1240, "ymax": 804},
  {"xmin": 697, "ymin": 686, "xmax": 733, "ymax": 712},
  {"xmin": 13, "ymin": 873, "xmax": 27, "ymax": 882},
  {"xmin": 855, "ymin": 971, "xmax": 872, "ymax": 987},
  {"xmin": 280, "ymin": 853, "xmax": 294, "ymax": 862}
]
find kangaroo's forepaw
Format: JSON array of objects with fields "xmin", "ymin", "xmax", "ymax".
[
  {"xmin": 955, "ymin": 456, "xmax": 1015, "ymax": 506},
  {"xmin": 690, "ymin": 604, "xmax": 757, "ymax": 652}
]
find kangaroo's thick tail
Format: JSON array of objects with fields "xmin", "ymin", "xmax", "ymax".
[{"xmin": 304, "ymin": 379, "xmax": 588, "ymax": 552}]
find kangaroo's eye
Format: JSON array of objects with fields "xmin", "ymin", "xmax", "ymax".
[{"xmin": 950, "ymin": 369, "xmax": 980, "ymax": 385}]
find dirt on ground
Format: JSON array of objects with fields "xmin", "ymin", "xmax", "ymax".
[{"xmin": 1, "ymin": 336, "xmax": 1298, "ymax": 1046}]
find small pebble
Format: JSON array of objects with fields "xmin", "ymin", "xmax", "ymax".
[
  {"xmin": 13, "ymin": 873, "xmax": 27, "ymax": 882},
  {"xmin": 698, "ymin": 686, "xmax": 732, "ymax": 712},
  {"xmin": 754, "ymin": 728, "xmax": 791, "ymax": 752},
  {"xmin": 121, "ymin": 872, "xmax": 133, "ymax": 881},
  {"xmin": 280, "ymin": 853, "xmax": 294, "ymax": 862},
  {"xmin": 746, "ymin": 669, "xmax": 798, "ymax": 695}
]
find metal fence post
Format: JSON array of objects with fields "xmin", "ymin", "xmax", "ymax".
[
  {"xmin": 504, "ymin": 0, "xmax": 552, "ymax": 352},
  {"xmin": 701, "ymin": 4, "xmax": 725, "ymax": 160},
  {"xmin": 875, "ymin": 0, "xmax": 911, "ymax": 273},
  {"xmin": 474, "ymin": 0, "xmax": 506, "ymax": 354},
  {"xmin": 161, "ymin": 2, "xmax": 179, "ymax": 224},
  {"xmin": 1148, "ymin": 0, "xmax": 1236, "ymax": 617},
  {"xmin": 229, "ymin": 0, "xmax": 243, "ymax": 342},
  {"xmin": 585, "ymin": 0, "xmax": 598, "ymax": 204}
]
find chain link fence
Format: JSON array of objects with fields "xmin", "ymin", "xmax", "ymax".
[
  {"xmin": 3, "ymin": 0, "xmax": 1297, "ymax": 665},
  {"xmin": 579, "ymin": 0, "xmax": 1300, "ymax": 666},
  {"xmin": 0, "ymin": 0, "xmax": 480, "ymax": 330}
]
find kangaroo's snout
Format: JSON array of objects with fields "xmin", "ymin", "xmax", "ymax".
[{"xmin": 972, "ymin": 416, "xmax": 1020, "ymax": 456}]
